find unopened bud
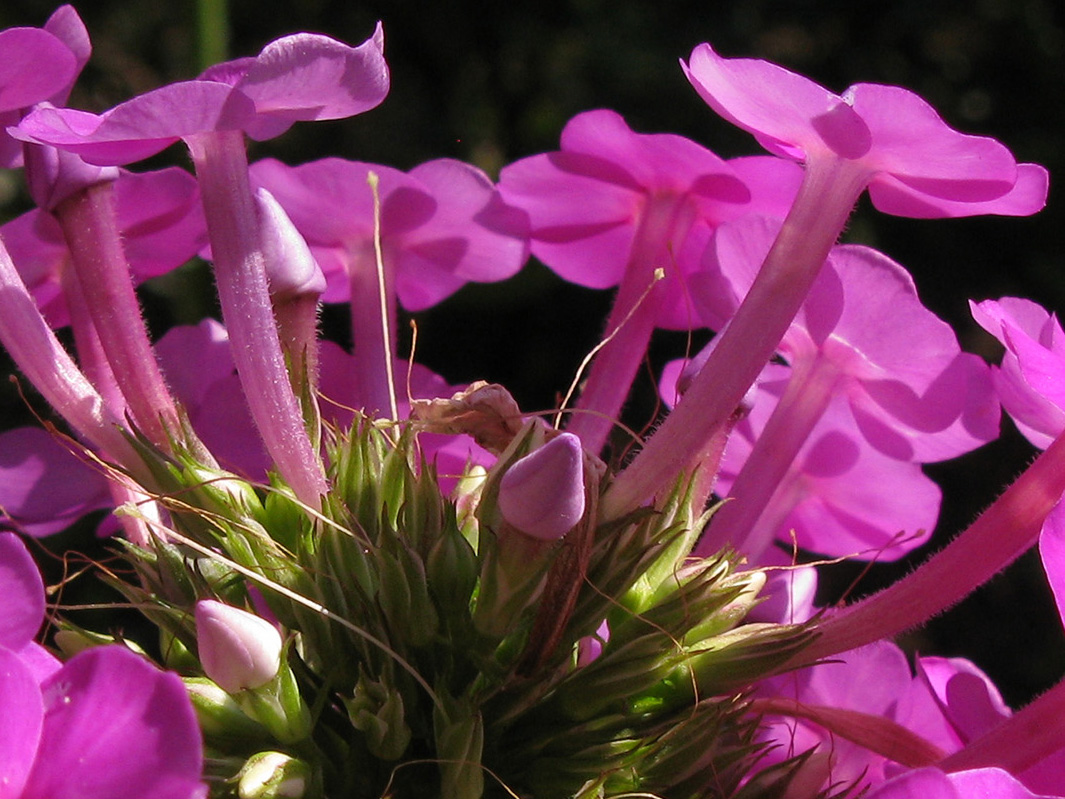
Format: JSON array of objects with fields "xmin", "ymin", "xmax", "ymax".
[
  {"xmin": 256, "ymin": 188, "xmax": 325, "ymax": 299},
  {"xmin": 498, "ymin": 432, "xmax": 585, "ymax": 540},
  {"xmin": 195, "ymin": 600, "xmax": 282, "ymax": 693},
  {"xmin": 237, "ymin": 751, "xmax": 311, "ymax": 799}
]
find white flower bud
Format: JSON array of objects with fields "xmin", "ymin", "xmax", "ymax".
[{"xmin": 195, "ymin": 600, "xmax": 282, "ymax": 693}]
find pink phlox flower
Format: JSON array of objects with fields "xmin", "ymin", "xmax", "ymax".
[
  {"xmin": 698, "ymin": 215, "xmax": 999, "ymax": 463},
  {"xmin": 0, "ymin": 6, "xmax": 85, "ymax": 168},
  {"xmin": 12, "ymin": 24, "xmax": 388, "ymax": 165},
  {"xmin": 248, "ymin": 156, "xmax": 528, "ymax": 310},
  {"xmin": 971, "ymin": 297, "xmax": 1065, "ymax": 449},
  {"xmin": 498, "ymin": 108, "xmax": 803, "ymax": 328},
  {"xmin": 0, "ymin": 532, "xmax": 205, "ymax": 799},
  {"xmin": 1, "ymin": 167, "xmax": 206, "ymax": 328},
  {"xmin": 682, "ymin": 43, "xmax": 1047, "ymax": 219}
]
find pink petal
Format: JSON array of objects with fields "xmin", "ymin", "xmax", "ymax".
[
  {"xmin": 236, "ymin": 25, "xmax": 388, "ymax": 139},
  {"xmin": 788, "ymin": 428, "xmax": 940, "ymax": 559},
  {"xmin": 916, "ymin": 656, "xmax": 1011, "ymax": 744},
  {"xmin": 0, "ymin": 427, "xmax": 113, "ymax": 537},
  {"xmin": 850, "ymin": 84, "xmax": 1019, "ymax": 202},
  {"xmin": 0, "ymin": 532, "xmax": 45, "ymax": 649},
  {"xmin": 15, "ymin": 84, "xmax": 255, "ymax": 165},
  {"xmin": 499, "ymin": 151, "xmax": 638, "ymax": 288},
  {"xmin": 683, "ymin": 42, "xmax": 870, "ymax": 161},
  {"xmin": 726, "ymin": 155, "xmax": 804, "ymax": 218},
  {"xmin": 12, "ymin": 641, "xmax": 61, "ymax": 684},
  {"xmin": 947, "ymin": 768, "xmax": 1050, "ymax": 798},
  {"xmin": 1003, "ymin": 322, "xmax": 1065, "ymax": 410},
  {"xmin": 43, "ymin": 7, "xmax": 91, "ymax": 81},
  {"xmin": 405, "ymin": 159, "xmax": 528, "ymax": 280},
  {"xmin": 0, "ymin": 28, "xmax": 78, "ymax": 111},
  {"xmin": 558, "ymin": 109, "xmax": 749, "ymax": 203},
  {"xmin": 0, "ymin": 646, "xmax": 44, "ymax": 799},
  {"xmin": 115, "ymin": 168, "xmax": 207, "ymax": 279},
  {"xmin": 864, "ymin": 768, "xmax": 957, "ymax": 799},
  {"xmin": 0, "ymin": 209, "xmax": 69, "ymax": 327},
  {"xmin": 869, "ymin": 163, "xmax": 1048, "ymax": 218},
  {"xmin": 153, "ymin": 319, "xmax": 235, "ymax": 412},
  {"xmin": 24, "ymin": 647, "xmax": 204, "ymax": 799},
  {"xmin": 973, "ymin": 298, "xmax": 1065, "ymax": 446}
]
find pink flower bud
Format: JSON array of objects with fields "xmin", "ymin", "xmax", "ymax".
[
  {"xmin": 498, "ymin": 432, "xmax": 585, "ymax": 540},
  {"xmin": 256, "ymin": 187, "xmax": 326, "ymax": 299},
  {"xmin": 195, "ymin": 600, "xmax": 282, "ymax": 693}
]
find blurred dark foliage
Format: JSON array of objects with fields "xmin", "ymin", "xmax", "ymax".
[{"xmin": 2, "ymin": 0, "xmax": 1065, "ymax": 706}]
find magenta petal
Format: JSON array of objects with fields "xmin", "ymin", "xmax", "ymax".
[
  {"xmin": 0, "ymin": 646, "xmax": 44, "ymax": 799},
  {"xmin": 869, "ymin": 163, "xmax": 1048, "ymax": 218},
  {"xmin": 726, "ymin": 155, "xmax": 804, "ymax": 218},
  {"xmin": 115, "ymin": 168, "xmax": 207, "ymax": 279},
  {"xmin": 13, "ymin": 641, "xmax": 61, "ymax": 684},
  {"xmin": 558, "ymin": 109, "xmax": 749, "ymax": 203},
  {"xmin": 0, "ymin": 533, "xmax": 45, "ymax": 649},
  {"xmin": 917, "ymin": 656, "xmax": 1011, "ymax": 743},
  {"xmin": 154, "ymin": 319, "xmax": 235, "ymax": 411},
  {"xmin": 43, "ymin": 7, "xmax": 91, "ymax": 82},
  {"xmin": 973, "ymin": 297, "xmax": 1065, "ymax": 446},
  {"xmin": 1039, "ymin": 500, "xmax": 1065, "ymax": 630},
  {"xmin": 405, "ymin": 159, "xmax": 529, "ymax": 280},
  {"xmin": 0, "ymin": 28, "xmax": 78, "ymax": 111},
  {"xmin": 499, "ymin": 151, "xmax": 638, "ymax": 288},
  {"xmin": 0, "ymin": 208, "xmax": 70, "ymax": 326},
  {"xmin": 23, "ymin": 647, "xmax": 204, "ymax": 799},
  {"xmin": 789, "ymin": 429, "xmax": 940, "ymax": 559},
  {"xmin": 850, "ymin": 83, "xmax": 1019, "ymax": 202},
  {"xmin": 236, "ymin": 25, "xmax": 388, "ymax": 137},
  {"xmin": 15, "ymin": 84, "xmax": 255, "ymax": 165},
  {"xmin": 1003, "ymin": 322, "xmax": 1065, "ymax": 410},
  {"xmin": 683, "ymin": 42, "xmax": 869, "ymax": 161},
  {"xmin": 0, "ymin": 427, "xmax": 113, "ymax": 537}
]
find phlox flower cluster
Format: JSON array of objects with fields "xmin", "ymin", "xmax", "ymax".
[{"xmin": 0, "ymin": 5, "xmax": 1064, "ymax": 799}]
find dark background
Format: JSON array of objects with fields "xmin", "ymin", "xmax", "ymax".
[{"xmin": 2, "ymin": 0, "xmax": 1065, "ymax": 707}]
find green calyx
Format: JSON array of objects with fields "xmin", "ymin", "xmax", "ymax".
[{"xmin": 115, "ymin": 415, "xmax": 815, "ymax": 798}]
